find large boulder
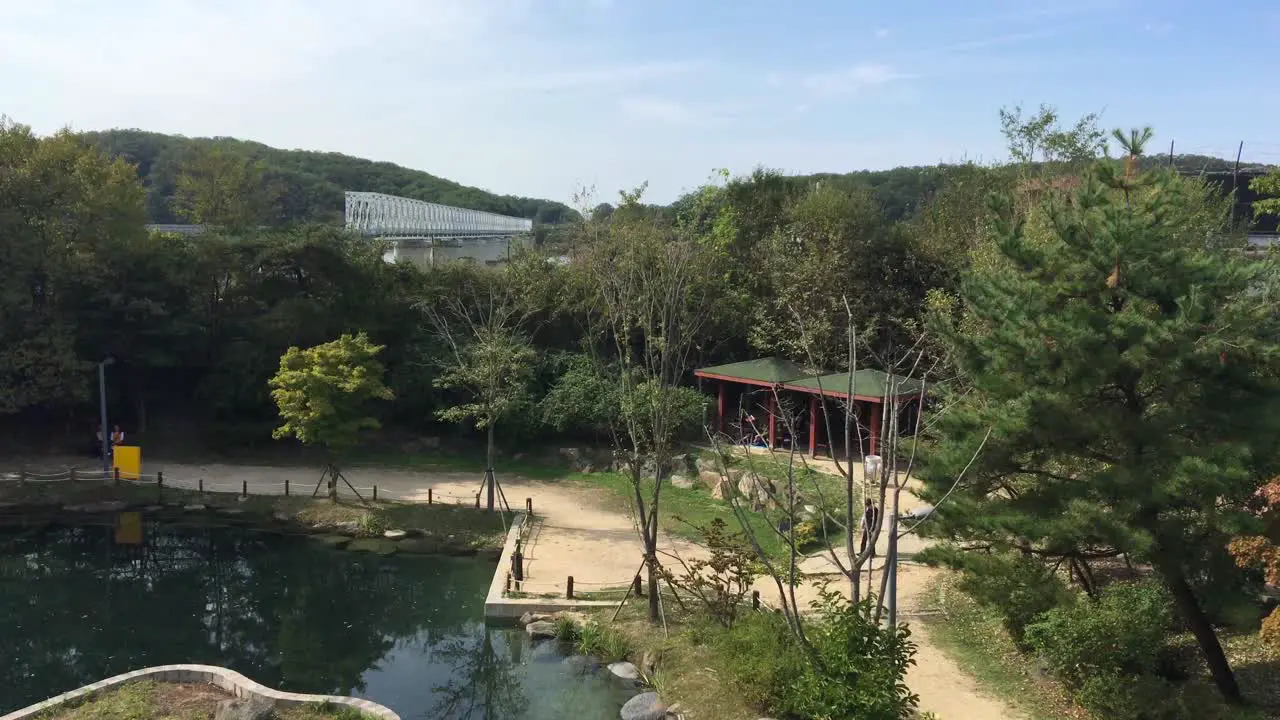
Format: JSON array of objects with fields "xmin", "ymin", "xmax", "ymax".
[
  {"xmin": 695, "ymin": 455, "xmax": 721, "ymax": 473},
  {"xmin": 698, "ymin": 470, "xmax": 722, "ymax": 489},
  {"xmin": 214, "ymin": 698, "xmax": 274, "ymax": 720},
  {"xmin": 620, "ymin": 692, "xmax": 667, "ymax": 720},
  {"xmin": 670, "ymin": 475, "xmax": 694, "ymax": 490},
  {"xmin": 709, "ymin": 477, "xmax": 734, "ymax": 500},
  {"xmin": 519, "ymin": 611, "xmax": 553, "ymax": 625},
  {"xmin": 608, "ymin": 660, "xmax": 641, "ymax": 681},
  {"xmin": 526, "ymin": 620, "xmax": 558, "ymax": 639}
]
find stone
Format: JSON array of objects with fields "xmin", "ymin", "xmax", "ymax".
[
  {"xmin": 520, "ymin": 611, "xmax": 553, "ymax": 625},
  {"xmin": 553, "ymin": 610, "xmax": 588, "ymax": 626},
  {"xmin": 697, "ymin": 470, "xmax": 721, "ymax": 488},
  {"xmin": 222, "ymin": 508, "xmax": 245, "ymax": 515},
  {"xmin": 563, "ymin": 654, "xmax": 599, "ymax": 675},
  {"xmin": 530, "ymin": 640, "xmax": 561, "ymax": 661},
  {"xmin": 670, "ymin": 474, "xmax": 694, "ymax": 490},
  {"xmin": 236, "ymin": 494, "xmax": 250, "ymax": 503},
  {"xmin": 272, "ymin": 512, "xmax": 293, "ymax": 522},
  {"xmin": 608, "ymin": 661, "xmax": 641, "ymax": 681},
  {"xmin": 620, "ymin": 692, "xmax": 666, "ymax": 720},
  {"xmin": 383, "ymin": 529, "xmax": 407, "ymax": 540},
  {"xmin": 526, "ymin": 620, "xmax": 558, "ymax": 639},
  {"xmin": 709, "ymin": 478, "xmax": 733, "ymax": 501},
  {"xmin": 143, "ymin": 505, "xmax": 164, "ymax": 512},
  {"xmin": 695, "ymin": 455, "xmax": 720, "ymax": 473},
  {"xmin": 66, "ymin": 500, "xmax": 127, "ymax": 513},
  {"xmin": 347, "ymin": 539, "xmax": 398, "ymax": 556},
  {"xmin": 214, "ymin": 698, "xmax": 274, "ymax": 720},
  {"xmin": 183, "ymin": 504, "xmax": 207, "ymax": 512}
]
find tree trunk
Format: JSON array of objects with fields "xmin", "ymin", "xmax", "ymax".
[
  {"xmin": 1157, "ymin": 560, "xmax": 1241, "ymax": 703},
  {"xmin": 486, "ymin": 423, "xmax": 496, "ymax": 512},
  {"xmin": 646, "ymin": 540, "xmax": 660, "ymax": 624},
  {"xmin": 328, "ymin": 463, "xmax": 338, "ymax": 502}
]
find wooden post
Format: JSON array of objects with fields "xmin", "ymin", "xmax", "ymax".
[
  {"xmin": 157, "ymin": 471, "xmax": 164, "ymax": 503},
  {"xmin": 373, "ymin": 485, "xmax": 378, "ymax": 501},
  {"xmin": 809, "ymin": 395, "xmax": 819, "ymax": 457},
  {"xmin": 526, "ymin": 497, "xmax": 532, "ymax": 515},
  {"xmin": 505, "ymin": 572, "xmax": 512, "ymax": 593},
  {"xmin": 752, "ymin": 590, "xmax": 760, "ymax": 609},
  {"xmin": 70, "ymin": 467, "xmax": 77, "ymax": 482},
  {"xmin": 428, "ymin": 487, "xmax": 433, "ymax": 504},
  {"xmin": 285, "ymin": 477, "xmax": 290, "ymax": 496},
  {"xmin": 633, "ymin": 574, "xmax": 643, "ymax": 598},
  {"xmin": 566, "ymin": 576, "xmax": 575, "ymax": 599},
  {"xmin": 512, "ymin": 540, "xmax": 524, "ymax": 581},
  {"xmin": 114, "ymin": 467, "xmax": 121, "ymax": 486},
  {"xmin": 198, "ymin": 478, "xmax": 203, "ymax": 494},
  {"xmin": 18, "ymin": 468, "xmax": 27, "ymax": 485},
  {"xmin": 241, "ymin": 480, "xmax": 248, "ymax": 497},
  {"xmin": 475, "ymin": 492, "xmax": 481, "ymax": 509}
]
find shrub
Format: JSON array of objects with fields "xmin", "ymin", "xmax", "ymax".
[
  {"xmin": 928, "ymin": 550, "xmax": 1073, "ymax": 648},
  {"xmin": 1025, "ymin": 580, "xmax": 1172, "ymax": 690},
  {"xmin": 660, "ymin": 518, "xmax": 760, "ymax": 628},
  {"xmin": 554, "ymin": 616, "xmax": 580, "ymax": 643},
  {"xmin": 1074, "ymin": 672, "xmax": 1184, "ymax": 720},
  {"xmin": 575, "ymin": 622, "xmax": 631, "ymax": 663},
  {"xmin": 715, "ymin": 587, "xmax": 918, "ymax": 720}
]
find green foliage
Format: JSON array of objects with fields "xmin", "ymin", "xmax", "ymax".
[
  {"xmin": 554, "ymin": 616, "xmax": 580, "ymax": 643},
  {"xmin": 920, "ymin": 549, "xmax": 1073, "ymax": 648},
  {"xmin": 712, "ymin": 588, "xmax": 919, "ymax": 720},
  {"xmin": 82, "ymin": 128, "xmax": 576, "ymax": 225},
  {"xmin": 1073, "ymin": 672, "xmax": 1184, "ymax": 720},
  {"xmin": 1027, "ymin": 581, "xmax": 1172, "ymax": 690},
  {"xmin": 660, "ymin": 518, "xmax": 760, "ymax": 628},
  {"xmin": 1251, "ymin": 170, "xmax": 1280, "ymax": 220},
  {"xmin": 539, "ymin": 353, "xmax": 620, "ymax": 437},
  {"xmin": 921, "ymin": 141, "xmax": 1280, "ymax": 699},
  {"xmin": 574, "ymin": 622, "xmax": 631, "ymax": 663},
  {"xmin": 431, "ymin": 315, "xmax": 535, "ymax": 432},
  {"xmin": 172, "ymin": 146, "xmax": 282, "ymax": 230},
  {"xmin": 269, "ymin": 332, "xmax": 394, "ymax": 452}
]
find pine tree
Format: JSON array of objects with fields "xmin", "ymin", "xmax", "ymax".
[{"xmin": 921, "ymin": 129, "xmax": 1280, "ymax": 703}]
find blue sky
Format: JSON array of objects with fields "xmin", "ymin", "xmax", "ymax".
[{"xmin": 2, "ymin": 0, "xmax": 1277, "ymax": 206}]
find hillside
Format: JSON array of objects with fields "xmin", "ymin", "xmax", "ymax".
[{"xmin": 81, "ymin": 129, "xmax": 579, "ymax": 226}]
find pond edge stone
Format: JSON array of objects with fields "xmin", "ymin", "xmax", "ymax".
[{"xmin": 0, "ymin": 664, "xmax": 399, "ymax": 720}]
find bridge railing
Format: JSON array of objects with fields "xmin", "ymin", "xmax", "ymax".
[{"xmin": 345, "ymin": 192, "xmax": 532, "ymax": 238}]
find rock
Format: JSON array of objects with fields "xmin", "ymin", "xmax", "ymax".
[
  {"xmin": 695, "ymin": 455, "xmax": 720, "ymax": 473},
  {"xmin": 553, "ymin": 610, "xmax": 588, "ymax": 626},
  {"xmin": 214, "ymin": 698, "xmax": 274, "ymax": 720},
  {"xmin": 620, "ymin": 692, "xmax": 666, "ymax": 720},
  {"xmin": 66, "ymin": 500, "xmax": 127, "ymax": 513},
  {"xmin": 383, "ymin": 529, "xmax": 407, "ymax": 540},
  {"xmin": 317, "ymin": 535, "xmax": 351, "ymax": 549},
  {"xmin": 531, "ymin": 640, "xmax": 561, "ymax": 661},
  {"xmin": 563, "ymin": 655, "xmax": 599, "ymax": 675},
  {"xmin": 272, "ymin": 512, "xmax": 292, "ymax": 522},
  {"xmin": 673, "ymin": 453, "xmax": 698, "ymax": 474},
  {"xmin": 347, "ymin": 539, "xmax": 398, "ymax": 555},
  {"xmin": 709, "ymin": 478, "xmax": 733, "ymax": 500},
  {"xmin": 222, "ymin": 508, "xmax": 245, "ymax": 515},
  {"xmin": 726, "ymin": 467, "xmax": 745, "ymax": 484},
  {"xmin": 608, "ymin": 661, "xmax": 641, "ymax": 681},
  {"xmin": 143, "ymin": 505, "xmax": 164, "ymax": 512},
  {"xmin": 183, "ymin": 504, "xmax": 207, "ymax": 512},
  {"xmin": 236, "ymin": 494, "xmax": 250, "ymax": 503},
  {"xmin": 526, "ymin": 620, "xmax": 558, "ymax": 639},
  {"xmin": 670, "ymin": 474, "xmax": 694, "ymax": 490},
  {"xmin": 640, "ymin": 649, "xmax": 658, "ymax": 677},
  {"xmin": 519, "ymin": 611, "xmax": 553, "ymax": 625},
  {"xmin": 698, "ymin": 470, "xmax": 721, "ymax": 488},
  {"xmin": 397, "ymin": 538, "xmax": 443, "ymax": 554}
]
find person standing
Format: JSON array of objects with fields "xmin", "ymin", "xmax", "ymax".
[{"xmin": 109, "ymin": 425, "xmax": 125, "ymax": 455}]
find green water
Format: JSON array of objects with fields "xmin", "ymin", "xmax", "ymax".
[{"xmin": 0, "ymin": 522, "xmax": 634, "ymax": 719}]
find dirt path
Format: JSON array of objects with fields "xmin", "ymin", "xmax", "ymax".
[{"xmin": 20, "ymin": 457, "xmax": 1020, "ymax": 720}]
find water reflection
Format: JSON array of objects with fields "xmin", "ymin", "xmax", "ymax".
[{"xmin": 0, "ymin": 523, "xmax": 630, "ymax": 719}]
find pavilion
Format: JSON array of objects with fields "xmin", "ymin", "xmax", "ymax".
[{"xmin": 694, "ymin": 358, "xmax": 925, "ymax": 458}]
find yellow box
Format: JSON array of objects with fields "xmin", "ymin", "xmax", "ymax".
[{"xmin": 112, "ymin": 445, "xmax": 142, "ymax": 481}]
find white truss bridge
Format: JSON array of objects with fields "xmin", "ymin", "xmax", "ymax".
[{"xmin": 344, "ymin": 191, "xmax": 532, "ymax": 240}]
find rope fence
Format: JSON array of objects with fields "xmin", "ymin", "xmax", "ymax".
[{"xmin": 0, "ymin": 467, "xmax": 506, "ymax": 509}]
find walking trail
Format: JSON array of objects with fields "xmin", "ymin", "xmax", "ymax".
[{"xmin": 26, "ymin": 456, "xmax": 1020, "ymax": 720}]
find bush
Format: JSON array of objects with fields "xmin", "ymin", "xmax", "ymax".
[
  {"xmin": 929, "ymin": 550, "xmax": 1073, "ymax": 648},
  {"xmin": 1026, "ymin": 580, "xmax": 1172, "ymax": 690},
  {"xmin": 1074, "ymin": 672, "xmax": 1184, "ymax": 720},
  {"xmin": 715, "ymin": 587, "xmax": 918, "ymax": 720},
  {"xmin": 574, "ymin": 622, "xmax": 631, "ymax": 663}
]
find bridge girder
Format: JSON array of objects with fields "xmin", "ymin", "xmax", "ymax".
[{"xmin": 344, "ymin": 191, "xmax": 533, "ymax": 239}]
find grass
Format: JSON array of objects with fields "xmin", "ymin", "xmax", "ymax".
[
  {"xmin": 0, "ymin": 480, "xmax": 508, "ymax": 552},
  {"xmin": 585, "ymin": 601, "xmax": 761, "ymax": 720},
  {"xmin": 919, "ymin": 572, "xmax": 1280, "ymax": 720},
  {"xmin": 33, "ymin": 681, "xmax": 372, "ymax": 720},
  {"xmin": 916, "ymin": 574, "xmax": 1078, "ymax": 720}
]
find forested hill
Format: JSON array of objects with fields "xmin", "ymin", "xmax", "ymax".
[{"xmin": 81, "ymin": 129, "xmax": 579, "ymax": 226}]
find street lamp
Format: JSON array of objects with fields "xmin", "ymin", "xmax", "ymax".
[{"xmin": 98, "ymin": 356, "xmax": 115, "ymax": 473}]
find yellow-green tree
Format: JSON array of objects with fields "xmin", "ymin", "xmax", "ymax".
[
  {"xmin": 1251, "ymin": 170, "xmax": 1280, "ymax": 220},
  {"xmin": 269, "ymin": 332, "xmax": 393, "ymax": 500},
  {"xmin": 172, "ymin": 146, "xmax": 280, "ymax": 231}
]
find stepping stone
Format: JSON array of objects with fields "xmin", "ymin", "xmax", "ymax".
[
  {"xmin": 183, "ymin": 504, "xmax": 207, "ymax": 511},
  {"xmin": 383, "ymin": 529, "xmax": 407, "ymax": 540},
  {"xmin": 621, "ymin": 692, "xmax": 666, "ymax": 720},
  {"xmin": 526, "ymin": 621, "xmax": 557, "ymax": 639},
  {"xmin": 609, "ymin": 661, "xmax": 641, "ymax": 681}
]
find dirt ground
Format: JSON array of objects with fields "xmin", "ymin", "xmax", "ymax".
[{"xmin": 14, "ymin": 456, "xmax": 1021, "ymax": 720}]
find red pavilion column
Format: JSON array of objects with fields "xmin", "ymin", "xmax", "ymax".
[
  {"xmin": 809, "ymin": 395, "xmax": 819, "ymax": 457},
  {"xmin": 767, "ymin": 392, "xmax": 777, "ymax": 449},
  {"xmin": 716, "ymin": 382, "xmax": 726, "ymax": 434},
  {"xmin": 868, "ymin": 401, "xmax": 881, "ymax": 457}
]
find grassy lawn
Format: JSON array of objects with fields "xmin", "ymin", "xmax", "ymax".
[
  {"xmin": 0, "ymin": 480, "xmax": 508, "ymax": 551},
  {"xmin": 34, "ymin": 680, "xmax": 370, "ymax": 719}
]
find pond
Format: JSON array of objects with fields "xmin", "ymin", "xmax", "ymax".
[{"xmin": 0, "ymin": 521, "xmax": 635, "ymax": 719}]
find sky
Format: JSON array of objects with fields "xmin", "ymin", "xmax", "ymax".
[{"xmin": 2, "ymin": 0, "xmax": 1278, "ymax": 206}]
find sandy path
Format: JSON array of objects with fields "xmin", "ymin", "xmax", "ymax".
[{"xmin": 20, "ymin": 456, "xmax": 1019, "ymax": 720}]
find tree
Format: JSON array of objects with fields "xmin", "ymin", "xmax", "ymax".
[
  {"xmin": 921, "ymin": 129, "xmax": 1280, "ymax": 703},
  {"xmin": 424, "ymin": 273, "xmax": 535, "ymax": 512},
  {"xmin": 999, "ymin": 103, "xmax": 1107, "ymax": 166},
  {"xmin": 172, "ymin": 146, "xmax": 281, "ymax": 231},
  {"xmin": 269, "ymin": 332, "xmax": 394, "ymax": 500},
  {"xmin": 1251, "ymin": 169, "xmax": 1280, "ymax": 220},
  {"xmin": 580, "ymin": 186, "xmax": 716, "ymax": 624}
]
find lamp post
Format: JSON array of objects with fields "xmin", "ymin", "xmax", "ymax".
[{"xmin": 98, "ymin": 357, "xmax": 115, "ymax": 474}]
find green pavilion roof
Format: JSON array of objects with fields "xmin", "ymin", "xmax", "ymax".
[
  {"xmin": 783, "ymin": 368, "xmax": 925, "ymax": 400},
  {"xmin": 694, "ymin": 357, "xmax": 809, "ymax": 385}
]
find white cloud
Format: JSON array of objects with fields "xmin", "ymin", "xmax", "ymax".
[{"xmin": 802, "ymin": 63, "xmax": 907, "ymax": 96}]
